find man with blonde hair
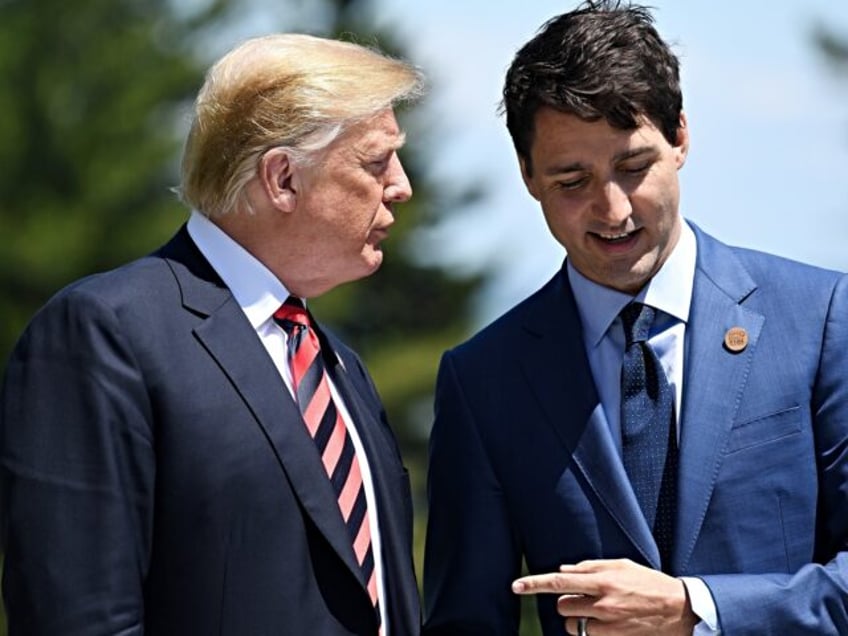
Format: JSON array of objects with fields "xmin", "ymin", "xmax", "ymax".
[{"xmin": 1, "ymin": 34, "xmax": 423, "ymax": 635}]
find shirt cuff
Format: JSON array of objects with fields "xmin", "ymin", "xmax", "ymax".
[{"xmin": 680, "ymin": 576, "xmax": 720, "ymax": 634}]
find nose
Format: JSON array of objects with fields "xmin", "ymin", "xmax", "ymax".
[
  {"xmin": 594, "ymin": 179, "xmax": 632, "ymax": 226},
  {"xmin": 383, "ymin": 153, "xmax": 412, "ymax": 203}
]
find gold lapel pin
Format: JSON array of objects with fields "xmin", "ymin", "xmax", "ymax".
[{"xmin": 724, "ymin": 326, "xmax": 748, "ymax": 353}]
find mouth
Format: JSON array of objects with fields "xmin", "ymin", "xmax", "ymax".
[
  {"xmin": 590, "ymin": 228, "xmax": 641, "ymax": 245},
  {"xmin": 368, "ymin": 227, "xmax": 390, "ymax": 245}
]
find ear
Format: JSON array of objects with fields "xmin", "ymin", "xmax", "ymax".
[
  {"xmin": 673, "ymin": 112, "xmax": 690, "ymax": 170},
  {"xmin": 258, "ymin": 147, "xmax": 297, "ymax": 212},
  {"xmin": 518, "ymin": 154, "xmax": 541, "ymax": 201}
]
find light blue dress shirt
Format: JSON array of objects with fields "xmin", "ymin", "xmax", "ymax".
[{"xmin": 566, "ymin": 220, "xmax": 719, "ymax": 634}]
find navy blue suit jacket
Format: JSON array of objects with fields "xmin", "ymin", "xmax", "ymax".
[
  {"xmin": 423, "ymin": 224, "xmax": 848, "ymax": 635},
  {"xmin": 0, "ymin": 227, "xmax": 420, "ymax": 635}
]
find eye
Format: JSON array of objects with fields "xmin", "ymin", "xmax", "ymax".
[
  {"xmin": 365, "ymin": 152, "xmax": 393, "ymax": 174},
  {"xmin": 620, "ymin": 159, "xmax": 652, "ymax": 175},
  {"xmin": 557, "ymin": 176, "xmax": 588, "ymax": 191}
]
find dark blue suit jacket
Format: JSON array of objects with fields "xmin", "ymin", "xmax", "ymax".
[
  {"xmin": 423, "ymin": 224, "xmax": 848, "ymax": 635},
  {"xmin": 0, "ymin": 227, "xmax": 420, "ymax": 635}
]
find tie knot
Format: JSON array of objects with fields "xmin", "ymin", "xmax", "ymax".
[
  {"xmin": 620, "ymin": 302, "xmax": 655, "ymax": 346},
  {"xmin": 273, "ymin": 296, "xmax": 310, "ymax": 334}
]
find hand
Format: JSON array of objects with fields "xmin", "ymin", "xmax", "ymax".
[{"xmin": 512, "ymin": 558, "xmax": 698, "ymax": 636}]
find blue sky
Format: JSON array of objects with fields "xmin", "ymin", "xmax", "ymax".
[
  {"xmin": 373, "ymin": 1, "xmax": 848, "ymax": 323},
  {"xmin": 224, "ymin": 1, "xmax": 848, "ymax": 324}
]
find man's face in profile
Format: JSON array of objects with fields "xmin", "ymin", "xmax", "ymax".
[{"xmin": 286, "ymin": 108, "xmax": 412, "ymax": 295}]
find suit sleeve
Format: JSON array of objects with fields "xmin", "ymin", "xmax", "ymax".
[
  {"xmin": 0, "ymin": 290, "xmax": 155, "ymax": 635},
  {"xmin": 700, "ymin": 273, "xmax": 848, "ymax": 634},
  {"xmin": 423, "ymin": 351, "xmax": 522, "ymax": 636}
]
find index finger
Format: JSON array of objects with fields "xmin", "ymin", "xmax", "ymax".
[{"xmin": 511, "ymin": 571, "xmax": 588, "ymax": 596}]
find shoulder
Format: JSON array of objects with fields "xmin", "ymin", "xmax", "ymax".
[
  {"xmin": 730, "ymin": 244, "xmax": 840, "ymax": 285},
  {"xmin": 446, "ymin": 270, "xmax": 564, "ymax": 363},
  {"xmin": 10, "ymin": 246, "xmax": 188, "ymax": 364},
  {"xmin": 693, "ymin": 224, "xmax": 844, "ymax": 301},
  {"xmin": 32, "ymin": 224, "xmax": 214, "ymax": 321},
  {"xmin": 44, "ymin": 254, "xmax": 177, "ymax": 322}
]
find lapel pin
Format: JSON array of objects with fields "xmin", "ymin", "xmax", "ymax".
[{"xmin": 724, "ymin": 327, "xmax": 748, "ymax": 353}]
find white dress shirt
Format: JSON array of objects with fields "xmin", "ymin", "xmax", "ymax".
[
  {"xmin": 567, "ymin": 220, "xmax": 719, "ymax": 634},
  {"xmin": 187, "ymin": 211, "xmax": 388, "ymax": 631}
]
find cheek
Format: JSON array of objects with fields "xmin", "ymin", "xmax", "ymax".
[
  {"xmin": 314, "ymin": 188, "xmax": 371, "ymax": 230},
  {"xmin": 540, "ymin": 206, "xmax": 583, "ymax": 250},
  {"xmin": 541, "ymin": 196, "xmax": 586, "ymax": 229},
  {"xmin": 632, "ymin": 179, "xmax": 678, "ymax": 221},
  {"xmin": 359, "ymin": 190, "xmax": 388, "ymax": 224}
]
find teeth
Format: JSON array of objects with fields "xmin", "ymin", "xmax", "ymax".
[{"xmin": 598, "ymin": 232, "xmax": 630, "ymax": 240}]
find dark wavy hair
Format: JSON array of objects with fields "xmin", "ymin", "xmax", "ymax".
[{"xmin": 500, "ymin": 1, "xmax": 682, "ymax": 175}]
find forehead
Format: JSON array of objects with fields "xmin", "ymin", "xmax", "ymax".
[
  {"xmin": 337, "ymin": 108, "xmax": 405, "ymax": 154},
  {"xmin": 529, "ymin": 107, "xmax": 665, "ymax": 164}
]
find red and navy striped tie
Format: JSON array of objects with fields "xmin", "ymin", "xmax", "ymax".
[{"xmin": 273, "ymin": 297, "xmax": 382, "ymax": 631}]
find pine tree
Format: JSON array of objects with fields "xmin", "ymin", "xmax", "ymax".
[{"xmin": 0, "ymin": 0, "xmax": 233, "ymax": 361}]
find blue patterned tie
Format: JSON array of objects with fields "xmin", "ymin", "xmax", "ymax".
[{"xmin": 620, "ymin": 302, "xmax": 678, "ymax": 571}]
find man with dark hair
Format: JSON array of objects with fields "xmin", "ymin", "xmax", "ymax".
[{"xmin": 423, "ymin": 2, "xmax": 848, "ymax": 634}]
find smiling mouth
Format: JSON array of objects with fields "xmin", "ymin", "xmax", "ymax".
[{"xmin": 591, "ymin": 228, "xmax": 640, "ymax": 244}]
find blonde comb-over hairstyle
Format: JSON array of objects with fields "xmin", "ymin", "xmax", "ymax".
[{"xmin": 179, "ymin": 33, "xmax": 424, "ymax": 218}]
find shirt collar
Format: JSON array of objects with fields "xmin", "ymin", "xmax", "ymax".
[
  {"xmin": 187, "ymin": 210, "xmax": 294, "ymax": 329},
  {"xmin": 568, "ymin": 219, "xmax": 697, "ymax": 348}
]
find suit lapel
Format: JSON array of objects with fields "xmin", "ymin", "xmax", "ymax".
[
  {"xmin": 160, "ymin": 227, "xmax": 366, "ymax": 586},
  {"xmin": 520, "ymin": 270, "xmax": 659, "ymax": 566},
  {"xmin": 326, "ymin": 346, "xmax": 405, "ymax": 520},
  {"xmin": 328, "ymin": 347, "xmax": 414, "ymax": 547},
  {"xmin": 674, "ymin": 227, "xmax": 763, "ymax": 572},
  {"xmin": 320, "ymin": 329, "xmax": 420, "ymax": 631}
]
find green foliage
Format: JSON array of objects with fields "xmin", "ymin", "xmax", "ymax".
[{"xmin": 0, "ymin": 0, "xmax": 231, "ymax": 364}]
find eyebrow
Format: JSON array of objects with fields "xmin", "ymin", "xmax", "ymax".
[
  {"xmin": 388, "ymin": 131, "xmax": 407, "ymax": 152},
  {"xmin": 359, "ymin": 131, "xmax": 407, "ymax": 157},
  {"xmin": 543, "ymin": 161, "xmax": 584, "ymax": 177},
  {"xmin": 615, "ymin": 146, "xmax": 657, "ymax": 162},
  {"xmin": 542, "ymin": 145, "xmax": 658, "ymax": 177}
]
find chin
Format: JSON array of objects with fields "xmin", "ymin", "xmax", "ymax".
[
  {"xmin": 362, "ymin": 248, "xmax": 384, "ymax": 273},
  {"xmin": 597, "ymin": 262, "xmax": 655, "ymax": 294}
]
